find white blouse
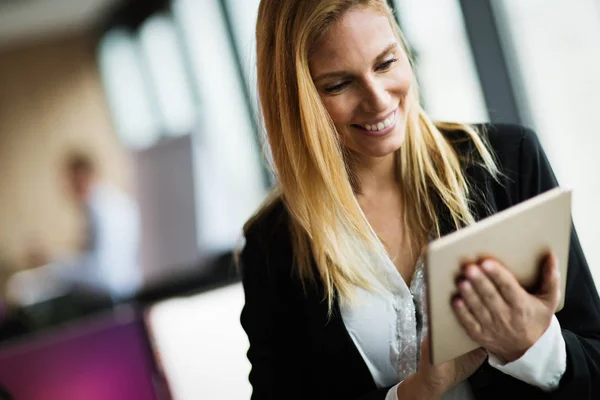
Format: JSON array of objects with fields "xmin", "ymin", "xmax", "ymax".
[{"xmin": 339, "ymin": 255, "xmax": 567, "ymax": 400}]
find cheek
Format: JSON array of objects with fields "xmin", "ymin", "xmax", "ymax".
[
  {"xmin": 390, "ymin": 55, "xmax": 414, "ymax": 95},
  {"xmin": 321, "ymin": 96, "xmax": 355, "ymax": 126},
  {"xmin": 392, "ymin": 70, "xmax": 413, "ymax": 96}
]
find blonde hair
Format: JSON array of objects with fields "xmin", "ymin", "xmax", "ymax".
[{"xmin": 248, "ymin": 0, "xmax": 499, "ymax": 313}]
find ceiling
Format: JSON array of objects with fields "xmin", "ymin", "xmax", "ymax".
[{"xmin": 0, "ymin": 0, "xmax": 125, "ymax": 47}]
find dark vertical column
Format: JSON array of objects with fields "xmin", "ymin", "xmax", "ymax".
[{"xmin": 458, "ymin": 0, "xmax": 523, "ymax": 124}]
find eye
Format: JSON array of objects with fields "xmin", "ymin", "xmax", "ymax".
[
  {"xmin": 323, "ymin": 80, "xmax": 350, "ymax": 94},
  {"xmin": 375, "ymin": 58, "xmax": 398, "ymax": 72}
]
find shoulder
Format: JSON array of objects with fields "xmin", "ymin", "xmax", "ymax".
[
  {"xmin": 238, "ymin": 194, "xmax": 295, "ymax": 280},
  {"xmin": 440, "ymin": 122, "xmax": 544, "ymax": 172},
  {"xmin": 440, "ymin": 122, "xmax": 556, "ymax": 211},
  {"xmin": 91, "ymin": 183, "xmax": 137, "ymax": 208},
  {"xmin": 90, "ymin": 183, "xmax": 139, "ymax": 222},
  {"xmin": 476, "ymin": 123, "xmax": 551, "ymax": 190},
  {"xmin": 478, "ymin": 123, "xmax": 542, "ymax": 161},
  {"xmin": 243, "ymin": 195, "xmax": 291, "ymax": 251}
]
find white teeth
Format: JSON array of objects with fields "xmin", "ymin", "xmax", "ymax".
[{"xmin": 360, "ymin": 111, "xmax": 396, "ymax": 131}]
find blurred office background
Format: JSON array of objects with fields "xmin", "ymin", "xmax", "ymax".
[{"xmin": 0, "ymin": 0, "xmax": 598, "ymax": 399}]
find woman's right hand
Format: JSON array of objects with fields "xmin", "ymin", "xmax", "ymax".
[{"xmin": 414, "ymin": 333, "xmax": 487, "ymax": 399}]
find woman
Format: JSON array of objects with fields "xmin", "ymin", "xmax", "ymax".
[{"xmin": 239, "ymin": 0, "xmax": 600, "ymax": 399}]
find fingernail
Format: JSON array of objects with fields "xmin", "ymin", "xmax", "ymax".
[
  {"xmin": 466, "ymin": 266, "xmax": 479, "ymax": 278},
  {"xmin": 481, "ymin": 260, "xmax": 495, "ymax": 272}
]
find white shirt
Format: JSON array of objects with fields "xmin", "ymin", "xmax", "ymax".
[
  {"xmin": 6, "ymin": 184, "xmax": 142, "ymax": 307},
  {"xmin": 340, "ymin": 255, "xmax": 567, "ymax": 399},
  {"xmin": 56, "ymin": 183, "xmax": 142, "ymax": 301}
]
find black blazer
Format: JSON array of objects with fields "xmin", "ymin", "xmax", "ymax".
[{"xmin": 239, "ymin": 123, "xmax": 600, "ymax": 399}]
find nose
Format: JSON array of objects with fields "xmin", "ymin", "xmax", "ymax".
[{"xmin": 360, "ymin": 77, "xmax": 390, "ymax": 114}]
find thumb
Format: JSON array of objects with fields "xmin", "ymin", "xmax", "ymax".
[
  {"xmin": 538, "ymin": 253, "xmax": 560, "ymax": 307},
  {"xmin": 420, "ymin": 333, "xmax": 430, "ymax": 360},
  {"xmin": 462, "ymin": 347, "xmax": 487, "ymax": 366}
]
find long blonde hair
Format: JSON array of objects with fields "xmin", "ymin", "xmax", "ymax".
[{"xmin": 248, "ymin": 0, "xmax": 499, "ymax": 313}]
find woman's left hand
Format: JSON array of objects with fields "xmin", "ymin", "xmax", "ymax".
[{"xmin": 452, "ymin": 253, "xmax": 561, "ymax": 363}]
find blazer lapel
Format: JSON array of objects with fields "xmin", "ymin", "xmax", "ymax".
[{"xmin": 301, "ymin": 284, "xmax": 379, "ymax": 394}]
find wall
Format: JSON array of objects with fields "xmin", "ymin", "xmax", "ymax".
[{"xmin": 0, "ymin": 34, "xmax": 130, "ymax": 276}]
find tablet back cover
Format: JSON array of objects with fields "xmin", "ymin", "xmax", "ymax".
[{"xmin": 425, "ymin": 187, "xmax": 571, "ymax": 365}]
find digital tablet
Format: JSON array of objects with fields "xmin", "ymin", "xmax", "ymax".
[{"xmin": 424, "ymin": 186, "xmax": 572, "ymax": 365}]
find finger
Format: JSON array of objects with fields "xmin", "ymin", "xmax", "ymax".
[
  {"xmin": 480, "ymin": 259, "xmax": 524, "ymax": 306},
  {"xmin": 464, "ymin": 264, "xmax": 508, "ymax": 315},
  {"xmin": 537, "ymin": 253, "xmax": 561, "ymax": 308},
  {"xmin": 453, "ymin": 297, "xmax": 482, "ymax": 339},
  {"xmin": 458, "ymin": 279, "xmax": 493, "ymax": 325}
]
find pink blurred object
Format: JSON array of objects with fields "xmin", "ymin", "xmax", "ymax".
[{"xmin": 0, "ymin": 305, "xmax": 171, "ymax": 400}]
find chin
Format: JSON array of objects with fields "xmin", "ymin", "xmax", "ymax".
[
  {"xmin": 345, "ymin": 137, "xmax": 405, "ymax": 160},
  {"xmin": 370, "ymin": 141, "xmax": 404, "ymax": 158},
  {"xmin": 339, "ymin": 119, "xmax": 408, "ymax": 158},
  {"xmin": 367, "ymin": 128, "xmax": 407, "ymax": 157}
]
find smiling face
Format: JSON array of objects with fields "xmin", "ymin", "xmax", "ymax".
[{"xmin": 310, "ymin": 7, "xmax": 413, "ymax": 162}]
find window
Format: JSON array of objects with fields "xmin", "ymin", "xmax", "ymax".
[
  {"xmin": 138, "ymin": 13, "xmax": 197, "ymax": 137},
  {"xmin": 495, "ymin": 0, "xmax": 600, "ymax": 283},
  {"xmin": 222, "ymin": 0, "xmax": 261, "ymax": 124},
  {"xmin": 98, "ymin": 29, "xmax": 161, "ymax": 149},
  {"xmin": 393, "ymin": 0, "xmax": 488, "ymax": 123},
  {"xmin": 173, "ymin": 0, "xmax": 267, "ymax": 253}
]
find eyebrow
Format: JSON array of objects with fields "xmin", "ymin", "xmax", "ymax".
[{"xmin": 313, "ymin": 42, "xmax": 399, "ymax": 82}]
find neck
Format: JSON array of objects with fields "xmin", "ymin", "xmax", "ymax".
[{"xmin": 351, "ymin": 152, "xmax": 398, "ymax": 197}]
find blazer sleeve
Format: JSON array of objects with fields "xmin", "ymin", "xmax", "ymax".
[
  {"xmin": 239, "ymin": 233, "xmax": 310, "ymax": 399},
  {"xmin": 240, "ymin": 232, "xmax": 400, "ymax": 400},
  {"xmin": 518, "ymin": 127, "xmax": 600, "ymax": 399}
]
